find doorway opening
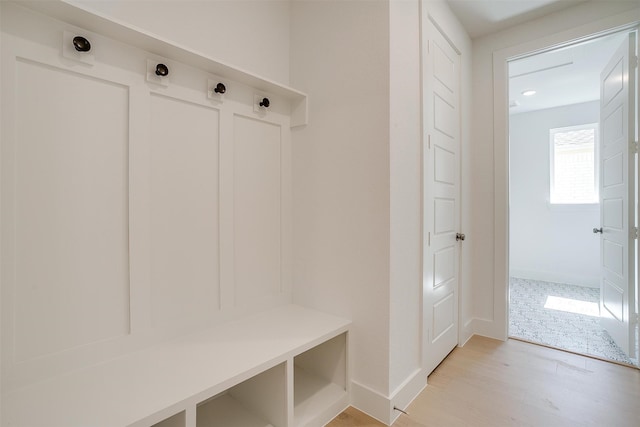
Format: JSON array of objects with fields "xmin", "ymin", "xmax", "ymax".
[{"xmin": 507, "ymin": 29, "xmax": 639, "ymax": 366}]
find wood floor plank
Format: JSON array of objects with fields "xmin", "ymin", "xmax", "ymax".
[
  {"xmin": 327, "ymin": 336, "xmax": 640, "ymax": 427},
  {"xmin": 327, "ymin": 406, "xmax": 386, "ymax": 426}
]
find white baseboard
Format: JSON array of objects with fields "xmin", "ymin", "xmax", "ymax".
[
  {"xmin": 510, "ymin": 269, "xmax": 599, "ymax": 288},
  {"xmin": 460, "ymin": 317, "xmax": 474, "ymax": 346},
  {"xmin": 389, "ymin": 368, "xmax": 427, "ymax": 424},
  {"xmin": 350, "ymin": 381, "xmax": 391, "ymax": 425},
  {"xmin": 470, "ymin": 317, "xmax": 505, "ymax": 341},
  {"xmin": 351, "ymin": 368, "xmax": 427, "ymax": 426}
]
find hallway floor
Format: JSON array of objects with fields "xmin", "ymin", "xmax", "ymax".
[
  {"xmin": 327, "ymin": 336, "xmax": 640, "ymax": 427},
  {"xmin": 509, "ymin": 277, "xmax": 636, "ymax": 365}
]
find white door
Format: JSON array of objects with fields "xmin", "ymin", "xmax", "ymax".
[
  {"xmin": 598, "ymin": 31, "xmax": 637, "ymax": 359},
  {"xmin": 422, "ymin": 20, "xmax": 462, "ymax": 375}
]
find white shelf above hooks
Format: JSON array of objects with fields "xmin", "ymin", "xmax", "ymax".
[{"xmin": 17, "ymin": 0, "xmax": 308, "ymax": 127}]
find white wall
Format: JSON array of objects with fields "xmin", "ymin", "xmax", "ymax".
[
  {"xmin": 389, "ymin": 0, "xmax": 422, "ymax": 398},
  {"xmin": 510, "ymin": 101, "xmax": 600, "ymax": 287},
  {"xmin": 290, "ymin": 0, "xmax": 392, "ymax": 404},
  {"xmin": 471, "ymin": 0, "xmax": 640, "ymax": 338},
  {"xmin": 70, "ymin": 0, "xmax": 291, "ymax": 84},
  {"xmin": 291, "ymin": 0, "xmax": 472, "ymax": 423}
]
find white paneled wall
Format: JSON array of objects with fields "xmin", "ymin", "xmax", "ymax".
[
  {"xmin": 233, "ymin": 116, "xmax": 283, "ymax": 303},
  {"xmin": 149, "ymin": 94, "xmax": 221, "ymax": 328},
  {"xmin": 13, "ymin": 59, "xmax": 131, "ymax": 362},
  {"xmin": 1, "ymin": 2, "xmax": 293, "ymax": 392}
]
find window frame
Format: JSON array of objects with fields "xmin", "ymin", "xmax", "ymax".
[{"xmin": 549, "ymin": 122, "xmax": 600, "ymax": 206}]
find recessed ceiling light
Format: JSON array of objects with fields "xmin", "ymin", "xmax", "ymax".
[{"xmin": 522, "ymin": 89, "xmax": 536, "ymax": 96}]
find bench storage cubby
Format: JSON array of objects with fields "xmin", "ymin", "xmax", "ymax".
[{"xmin": 196, "ymin": 362, "xmax": 287, "ymax": 427}]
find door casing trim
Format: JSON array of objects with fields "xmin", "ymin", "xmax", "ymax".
[{"xmin": 492, "ymin": 11, "xmax": 640, "ymax": 341}]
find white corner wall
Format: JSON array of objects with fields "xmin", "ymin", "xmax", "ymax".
[
  {"xmin": 471, "ymin": 0, "xmax": 640, "ymax": 339},
  {"xmin": 510, "ymin": 101, "xmax": 600, "ymax": 288},
  {"xmin": 68, "ymin": 0, "xmax": 291, "ymax": 84},
  {"xmin": 289, "ymin": 0, "xmax": 392, "ymax": 413},
  {"xmin": 389, "ymin": 0, "xmax": 422, "ymax": 400}
]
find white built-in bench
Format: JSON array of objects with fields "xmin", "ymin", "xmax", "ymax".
[{"xmin": 3, "ymin": 305, "xmax": 350, "ymax": 427}]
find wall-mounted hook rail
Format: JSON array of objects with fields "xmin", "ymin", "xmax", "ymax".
[
  {"xmin": 214, "ymin": 82, "xmax": 226, "ymax": 94},
  {"xmin": 72, "ymin": 36, "xmax": 91, "ymax": 52},
  {"xmin": 259, "ymin": 97, "xmax": 270, "ymax": 108},
  {"xmin": 155, "ymin": 63, "xmax": 169, "ymax": 77}
]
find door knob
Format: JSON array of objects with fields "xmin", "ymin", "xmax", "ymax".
[
  {"xmin": 593, "ymin": 227, "xmax": 603, "ymax": 234},
  {"xmin": 456, "ymin": 233, "xmax": 465, "ymax": 241}
]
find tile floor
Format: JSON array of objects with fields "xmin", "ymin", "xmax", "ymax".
[{"xmin": 509, "ymin": 277, "xmax": 638, "ymax": 366}]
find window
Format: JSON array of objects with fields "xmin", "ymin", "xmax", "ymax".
[{"xmin": 549, "ymin": 123, "xmax": 599, "ymax": 204}]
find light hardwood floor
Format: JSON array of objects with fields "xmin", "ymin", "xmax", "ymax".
[{"xmin": 327, "ymin": 335, "xmax": 640, "ymax": 427}]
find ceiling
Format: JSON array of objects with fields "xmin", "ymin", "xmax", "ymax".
[
  {"xmin": 508, "ymin": 30, "xmax": 628, "ymax": 114},
  {"xmin": 443, "ymin": 1, "xmax": 630, "ymax": 114},
  {"xmin": 446, "ymin": 0, "xmax": 587, "ymax": 39}
]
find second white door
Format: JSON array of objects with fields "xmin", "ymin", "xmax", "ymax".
[{"xmin": 598, "ymin": 30, "xmax": 638, "ymax": 359}]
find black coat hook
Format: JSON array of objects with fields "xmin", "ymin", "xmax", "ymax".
[
  {"xmin": 155, "ymin": 63, "xmax": 169, "ymax": 77},
  {"xmin": 72, "ymin": 36, "xmax": 91, "ymax": 52},
  {"xmin": 259, "ymin": 97, "xmax": 270, "ymax": 108},
  {"xmin": 214, "ymin": 83, "xmax": 226, "ymax": 94}
]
